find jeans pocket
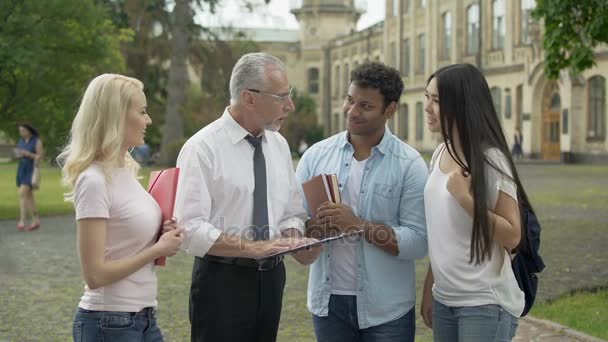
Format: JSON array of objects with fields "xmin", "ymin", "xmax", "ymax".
[
  {"xmin": 101, "ymin": 312, "xmax": 135, "ymax": 329},
  {"xmin": 72, "ymin": 321, "xmax": 83, "ymax": 342},
  {"xmin": 509, "ymin": 318, "xmax": 519, "ymax": 338}
]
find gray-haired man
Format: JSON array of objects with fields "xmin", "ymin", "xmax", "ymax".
[{"xmin": 174, "ymin": 52, "xmax": 322, "ymax": 342}]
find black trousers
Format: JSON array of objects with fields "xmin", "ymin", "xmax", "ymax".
[{"xmin": 189, "ymin": 256, "xmax": 286, "ymax": 342}]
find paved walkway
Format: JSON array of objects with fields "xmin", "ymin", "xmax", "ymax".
[
  {"xmin": 1, "ymin": 215, "xmax": 606, "ymax": 341},
  {"xmin": 515, "ymin": 317, "xmax": 607, "ymax": 342}
]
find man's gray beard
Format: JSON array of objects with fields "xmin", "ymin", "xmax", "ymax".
[{"xmin": 264, "ymin": 123, "xmax": 280, "ymax": 132}]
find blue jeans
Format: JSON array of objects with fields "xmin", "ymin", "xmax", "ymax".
[
  {"xmin": 432, "ymin": 300, "xmax": 518, "ymax": 342},
  {"xmin": 313, "ymin": 295, "xmax": 415, "ymax": 342},
  {"xmin": 72, "ymin": 307, "xmax": 163, "ymax": 342}
]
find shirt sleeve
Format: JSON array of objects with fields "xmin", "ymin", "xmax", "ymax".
[
  {"xmin": 485, "ymin": 148, "xmax": 518, "ymax": 207},
  {"xmin": 294, "ymin": 147, "xmax": 312, "ymax": 217},
  {"xmin": 394, "ymin": 155, "xmax": 429, "ymax": 260},
  {"xmin": 174, "ymin": 140, "xmax": 222, "ymax": 257},
  {"xmin": 74, "ymin": 171, "xmax": 110, "ymax": 221},
  {"xmin": 277, "ymin": 137, "xmax": 306, "ymax": 234}
]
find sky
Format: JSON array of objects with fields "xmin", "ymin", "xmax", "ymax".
[{"xmin": 196, "ymin": 0, "xmax": 385, "ymax": 32}]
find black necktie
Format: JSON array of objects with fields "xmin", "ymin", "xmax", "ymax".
[{"xmin": 245, "ymin": 135, "xmax": 269, "ymax": 241}]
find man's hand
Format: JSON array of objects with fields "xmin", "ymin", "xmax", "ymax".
[
  {"xmin": 317, "ymin": 202, "xmax": 363, "ymax": 234},
  {"xmin": 282, "ymin": 228, "xmax": 323, "ymax": 265}
]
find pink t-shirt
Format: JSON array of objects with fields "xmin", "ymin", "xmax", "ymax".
[{"xmin": 74, "ymin": 163, "xmax": 162, "ymax": 312}]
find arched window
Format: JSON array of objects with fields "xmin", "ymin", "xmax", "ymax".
[
  {"xmin": 492, "ymin": 0, "xmax": 505, "ymax": 49},
  {"xmin": 467, "ymin": 4, "xmax": 480, "ymax": 55},
  {"xmin": 491, "ymin": 87, "xmax": 502, "ymax": 118},
  {"xmin": 416, "ymin": 102, "xmax": 424, "ymax": 141},
  {"xmin": 400, "ymin": 104, "xmax": 409, "ymax": 140},
  {"xmin": 308, "ymin": 68, "xmax": 319, "ymax": 94},
  {"xmin": 588, "ymin": 76, "xmax": 606, "ymax": 140}
]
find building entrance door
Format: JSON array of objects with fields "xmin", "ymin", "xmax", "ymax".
[{"xmin": 542, "ymin": 83, "xmax": 561, "ymax": 161}]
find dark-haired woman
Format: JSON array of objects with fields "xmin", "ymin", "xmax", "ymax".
[
  {"xmin": 420, "ymin": 64, "xmax": 532, "ymax": 341},
  {"xmin": 15, "ymin": 124, "xmax": 43, "ymax": 230}
]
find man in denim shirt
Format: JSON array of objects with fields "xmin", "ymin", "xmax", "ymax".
[{"xmin": 295, "ymin": 62, "xmax": 428, "ymax": 342}]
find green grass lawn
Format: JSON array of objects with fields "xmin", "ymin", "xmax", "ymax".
[
  {"xmin": 531, "ymin": 288, "xmax": 608, "ymax": 340},
  {"xmin": 0, "ymin": 162, "xmax": 154, "ymax": 219},
  {"xmin": 1, "ymin": 162, "xmax": 607, "ymax": 341},
  {"xmin": 0, "ymin": 162, "xmax": 73, "ymax": 219}
]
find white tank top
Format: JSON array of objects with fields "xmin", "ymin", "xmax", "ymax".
[{"xmin": 424, "ymin": 144, "xmax": 524, "ymax": 317}]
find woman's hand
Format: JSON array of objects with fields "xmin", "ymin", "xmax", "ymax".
[
  {"xmin": 153, "ymin": 227, "xmax": 184, "ymax": 257},
  {"xmin": 161, "ymin": 218, "xmax": 179, "ymax": 234},
  {"xmin": 446, "ymin": 169, "xmax": 474, "ymax": 213}
]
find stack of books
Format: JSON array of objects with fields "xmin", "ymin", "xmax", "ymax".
[{"xmin": 302, "ymin": 174, "xmax": 341, "ymax": 217}]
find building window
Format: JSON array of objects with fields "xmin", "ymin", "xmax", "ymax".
[
  {"xmin": 402, "ymin": 38, "xmax": 410, "ymax": 76},
  {"xmin": 344, "ymin": 63, "xmax": 350, "ymax": 90},
  {"xmin": 588, "ymin": 76, "xmax": 606, "ymax": 140},
  {"xmin": 491, "ymin": 87, "xmax": 502, "ymax": 118},
  {"xmin": 308, "ymin": 68, "xmax": 319, "ymax": 94},
  {"xmin": 403, "ymin": 0, "xmax": 410, "ymax": 14},
  {"xmin": 505, "ymin": 88, "xmax": 512, "ymax": 119},
  {"xmin": 388, "ymin": 114, "xmax": 395, "ymax": 131},
  {"xmin": 467, "ymin": 4, "xmax": 480, "ymax": 55},
  {"xmin": 417, "ymin": 33, "xmax": 425, "ymax": 74},
  {"xmin": 400, "ymin": 104, "xmax": 409, "ymax": 140},
  {"xmin": 393, "ymin": 0, "xmax": 399, "ymax": 16},
  {"xmin": 442, "ymin": 12, "xmax": 452, "ymax": 60},
  {"xmin": 492, "ymin": 0, "xmax": 505, "ymax": 49},
  {"xmin": 333, "ymin": 113, "xmax": 340, "ymax": 135},
  {"xmin": 520, "ymin": 0, "xmax": 536, "ymax": 44},
  {"xmin": 333, "ymin": 65, "xmax": 340, "ymax": 97},
  {"xmin": 416, "ymin": 102, "xmax": 424, "ymax": 141},
  {"xmin": 389, "ymin": 41, "xmax": 397, "ymax": 69},
  {"xmin": 419, "ymin": 0, "xmax": 427, "ymax": 8}
]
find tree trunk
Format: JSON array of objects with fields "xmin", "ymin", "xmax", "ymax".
[{"xmin": 160, "ymin": 0, "xmax": 192, "ymax": 164}]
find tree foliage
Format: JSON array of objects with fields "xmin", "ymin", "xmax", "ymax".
[
  {"xmin": 0, "ymin": 0, "xmax": 131, "ymax": 158},
  {"xmin": 281, "ymin": 88, "xmax": 324, "ymax": 155},
  {"xmin": 533, "ymin": 0, "xmax": 608, "ymax": 79}
]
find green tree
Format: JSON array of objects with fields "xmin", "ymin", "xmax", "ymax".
[
  {"xmin": 533, "ymin": 0, "xmax": 608, "ymax": 79},
  {"xmin": 0, "ymin": 0, "xmax": 130, "ymax": 159},
  {"xmin": 281, "ymin": 88, "xmax": 324, "ymax": 155},
  {"xmin": 187, "ymin": 35, "xmax": 260, "ymax": 134}
]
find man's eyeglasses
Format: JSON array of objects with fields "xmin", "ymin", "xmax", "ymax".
[{"xmin": 247, "ymin": 87, "xmax": 293, "ymax": 103}]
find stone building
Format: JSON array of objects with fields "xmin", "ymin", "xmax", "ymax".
[{"xmin": 229, "ymin": 0, "xmax": 608, "ymax": 161}]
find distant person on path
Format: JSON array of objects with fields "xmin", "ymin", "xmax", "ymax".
[
  {"xmin": 421, "ymin": 64, "xmax": 532, "ymax": 341},
  {"xmin": 15, "ymin": 123, "xmax": 43, "ymax": 231},
  {"xmin": 512, "ymin": 130, "xmax": 523, "ymax": 160},
  {"xmin": 297, "ymin": 139, "xmax": 308, "ymax": 157},
  {"xmin": 58, "ymin": 74, "xmax": 184, "ymax": 342}
]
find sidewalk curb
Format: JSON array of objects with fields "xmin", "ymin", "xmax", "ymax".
[{"xmin": 523, "ymin": 316, "xmax": 607, "ymax": 342}]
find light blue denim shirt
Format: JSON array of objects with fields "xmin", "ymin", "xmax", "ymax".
[{"xmin": 295, "ymin": 127, "xmax": 429, "ymax": 329}]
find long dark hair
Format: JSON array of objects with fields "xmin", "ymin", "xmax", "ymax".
[
  {"xmin": 19, "ymin": 123, "xmax": 39, "ymax": 138},
  {"xmin": 428, "ymin": 64, "xmax": 534, "ymax": 264}
]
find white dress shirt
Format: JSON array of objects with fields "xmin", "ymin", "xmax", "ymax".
[{"xmin": 174, "ymin": 107, "xmax": 306, "ymax": 257}]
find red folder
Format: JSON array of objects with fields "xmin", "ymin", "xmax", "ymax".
[{"xmin": 147, "ymin": 168, "xmax": 180, "ymax": 266}]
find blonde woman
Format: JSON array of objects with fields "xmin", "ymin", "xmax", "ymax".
[{"xmin": 58, "ymin": 74, "xmax": 184, "ymax": 342}]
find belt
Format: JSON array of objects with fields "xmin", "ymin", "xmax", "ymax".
[
  {"xmin": 203, "ymin": 255, "xmax": 283, "ymax": 271},
  {"xmin": 135, "ymin": 307, "xmax": 157, "ymax": 318}
]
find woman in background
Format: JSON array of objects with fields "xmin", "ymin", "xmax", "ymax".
[{"xmin": 15, "ymin": 123, "xmax": 43, "ymax": 230}]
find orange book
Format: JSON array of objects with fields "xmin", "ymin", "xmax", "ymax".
[{"xmin": 147, "ymin": 168, "xmax": 180, "ymax": 266}]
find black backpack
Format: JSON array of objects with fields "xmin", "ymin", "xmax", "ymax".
[{"xmin": 511, "ymin": 203, "xmax": 546, "ymax": 316}]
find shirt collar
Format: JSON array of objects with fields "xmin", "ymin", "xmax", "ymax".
[
  {"xmin": 221, "ymin": 107, "xmax": 266, "ymax": 145},
  {"xmin": 339, "ymin": 126, "xmax": 393, "ymax": 155}
]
